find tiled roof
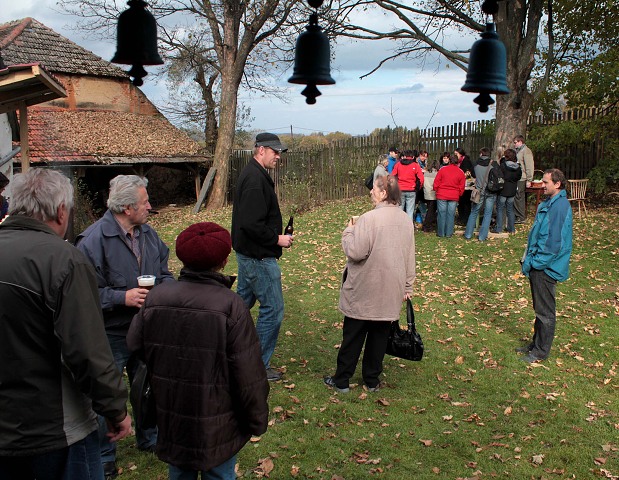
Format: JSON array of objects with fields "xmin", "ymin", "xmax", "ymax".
[
  {"xmin": 0, "ymin": 18, "xmax": 127, "ymax": 79},
  {"xmin": 22, "ymin": 107, "xmax": 207, "ymax": 164}
]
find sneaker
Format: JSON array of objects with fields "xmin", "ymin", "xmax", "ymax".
[
  {"xmin": 364, "ymin": 384, "xmax": 380, "ymax": 393},
  {"xmin": 266, "ymin": 367, "xmax": 282, "ymax": 382},
  {"xmin": 323, "ymin": 376, "xmax": 349, "ymax": 393}
]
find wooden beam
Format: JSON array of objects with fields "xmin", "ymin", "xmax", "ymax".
[
  {"xmin": 192, "ymin": 167, "xmax": 217, "ymax": 214},
  {"xmin": 19, "ymin": 102, "xmax": 29, "ymax": 172}
]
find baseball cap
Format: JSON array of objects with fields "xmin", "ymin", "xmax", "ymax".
[{"xmin": 255, "ymin": 133, "xmax": 288, "ymax": 153}]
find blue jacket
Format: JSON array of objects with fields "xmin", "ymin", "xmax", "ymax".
[
  {"xmin": 76, "ymin": 210, "xmax": 174, "ymax": 333},
  {"xmin": 522, "ymin": 189, "xmax": 572, "ymax": 281},
  {"xmin": 387, "ymin": 155, "xmax": 397, "ymax": 174}
]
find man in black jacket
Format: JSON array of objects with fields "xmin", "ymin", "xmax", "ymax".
[
  {"xmin": 231, "ymin": 133, "xmax": 293, "ymax": 381},
  {"xmin": 0, "ymin": 169, "xmax": 131, "ymax": 480}
]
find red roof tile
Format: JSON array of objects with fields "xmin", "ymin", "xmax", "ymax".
[
  {"xmin": 20, "ymin": 107, "xmax": 207, "ymax": 164},
  {"xmin": 0, "ymin": 18, "xmax": 127, "ymax": 78}
]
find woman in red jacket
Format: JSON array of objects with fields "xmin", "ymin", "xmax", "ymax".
[
  {"xmin": 433, "ymin": 155, "xmax": 466, "ymax": 237},
  {"xmin": 392, "ymin": 150, "xmax": 424, "ymax": 221}
]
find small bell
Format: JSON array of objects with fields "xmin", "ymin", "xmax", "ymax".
[
  {"xmin": 111, "ymin": 0, "xmax": 163, "ymax": 86},
  {"xmin": 461, "ymin": 23, "xmax": 510, "ymax": 113},
  {"xmin": 288, "ymin": 13, "xmax": 335, "ymax": 104}
]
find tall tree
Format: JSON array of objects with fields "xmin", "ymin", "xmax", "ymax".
[
  {"xmin": 331, "ymin": 0, "xmax": 552, "ymax": 150},
  {"xmin": 58, "ymin": 0, "xmax": 303, "ymax": 208}
]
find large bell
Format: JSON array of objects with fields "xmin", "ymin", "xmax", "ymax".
[
  {"xmin": 111, "ymin": 0, "xmax": 163, "ymax": 86},
  {"xmin": 461, "ymin": 23, "xmax": 510, "ymax": 112},
  {"xmin": 288, "ymin": 13, "xmax": 335, "ymax": 105}
]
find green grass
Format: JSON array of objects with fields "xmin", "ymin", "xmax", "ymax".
[{"xmin": 117, "ymin": 198, "xmax": 619, "ymax": 479}]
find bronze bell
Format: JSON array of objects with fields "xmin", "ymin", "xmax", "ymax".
[
  {"xmin": 111, "ymin": 0, "xmax": 163, "ymax": 86},
  {"xmin": 288, "ymin": 13, "xmax": 335, "ymax": 105},
  {"xmin": 461, "ymin": 23, "xmax": 510, "ymax": 112}
]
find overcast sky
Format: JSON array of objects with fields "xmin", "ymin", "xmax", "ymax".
[{"xmin": 2, "ymin": 1, "xmax": 493, "ymax": 136}]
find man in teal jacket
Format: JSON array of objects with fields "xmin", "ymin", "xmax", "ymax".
[{"xmin": 518, "ymin": 168, "xmax": 573, "ymax": 363}]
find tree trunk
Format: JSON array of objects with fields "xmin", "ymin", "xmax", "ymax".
[
  {"xmin": 493, "ymin": 0, "xmax": 542, "ymax": 154},
  {"xmin": 206, "ymin": 70, "xmax": 239, "ymax": 209}
]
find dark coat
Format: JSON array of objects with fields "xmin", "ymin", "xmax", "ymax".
[
  {"xmin": 0, "ymin": 216, "xmax": 127, "ymax": 455},
  {"xmin": 499, "ymin": 158, "xmax": 522, "ymax": 198},
  {"xmin": 231, "ymin": 158, "xmax": 283, "ymax": 259},
  {"xmin": 127, "ymin": 269, "xmax": 269, "ymax": 471},
  {"xmin": 458, "ymin": 155, "xmax": 475, "ymax": 177}
]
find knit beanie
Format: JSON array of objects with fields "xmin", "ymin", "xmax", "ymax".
[{"xmin": 175, "ymin": 222, "xmax": 231, "ymax": 270}]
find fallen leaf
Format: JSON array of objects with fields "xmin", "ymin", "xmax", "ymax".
[{"xmin": 255, "ymin": 457, "xmax": 274, "ymax": 476}]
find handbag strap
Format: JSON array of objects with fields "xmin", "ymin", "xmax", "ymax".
[{"xmin": 406, "ymin": 298, "xmax": 417, "ymax": 332}]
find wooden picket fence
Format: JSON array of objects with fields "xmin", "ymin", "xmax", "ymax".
[
  {"xmin": 228, "ymin": 110, "xmax": 608, "ymax": 208},
  {"xmin": 228, "ymin": 120, "xmax": 495, "ymax": 208}
]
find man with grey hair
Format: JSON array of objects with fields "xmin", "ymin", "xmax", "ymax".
[
  {"xmin": 76, "ymin": 174, "xmax": 173, "ymax": 479},
  {"xmin": 0, "ymin": 168, "xmax": 131, "ymax": 479}
]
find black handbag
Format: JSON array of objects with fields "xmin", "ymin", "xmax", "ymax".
[
  {"xmin": 365, "ymin": 172, "xmax": 374, "ymax": 190},
  {"xmin": 130, "ymin": 361, "xmax": 157, "ymax": 430},
  {"xmin": 386, "ymin": 298, "xmax": 424, "ymax": 361}
]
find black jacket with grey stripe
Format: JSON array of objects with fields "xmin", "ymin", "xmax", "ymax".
[{"xmin": 0, "ymin": 215, "xmax": 127, "ymax": 456}]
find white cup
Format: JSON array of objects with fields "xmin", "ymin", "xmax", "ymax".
[{"xmin": 137, "ymin": 275, "xmax": 156, "ymax": 290}]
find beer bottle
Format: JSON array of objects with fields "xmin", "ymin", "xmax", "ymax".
[{"xmin": 285, "ymin": 216, "xmax": 294, "ymax": 236}]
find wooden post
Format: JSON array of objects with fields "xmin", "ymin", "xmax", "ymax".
[
  {"xmin": 193, "ymin": 167, "xmax": 217, "ymax": 214},
  {"xmin": 19, "ymin": 103, "xmax": 29, "ymax": 172}
]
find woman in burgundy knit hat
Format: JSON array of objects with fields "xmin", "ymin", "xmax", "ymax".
[{"xmin": 127, "ymin": 222, "xmax": 269, "ymax": 480}]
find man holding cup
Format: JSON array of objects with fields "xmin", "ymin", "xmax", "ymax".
[{"xmin": 76, "ymin": 175, "xmax": 173, "ymax": 479}]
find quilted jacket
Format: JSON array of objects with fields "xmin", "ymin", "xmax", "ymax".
[{"xmin": 127, "ymin": 269, "xmax": 269, "ymax": 471}]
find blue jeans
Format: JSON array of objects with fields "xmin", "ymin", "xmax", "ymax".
[
  {"xmin": 465, "ymin": 193, "xmax": 496, "ymax": 241},
  {"xmin": 495, "ymin": 195, "xmax": 515, "ymax": 233},
  {"xmin": 437, "ymin": 200, "xmax": 457, "ymax": 237},
  {"xmin": 99, "ymin": 335, "xmax": 157, "ymax": 464},
  {"xmin": 168, "ymin": 455, "xmax": 237, "ymax": 480},
  {"xmin": 400, "ymin": 191, "xmax": 416, "ymax": 221},
  {"xmin": 236, "ymin": 253, "xmax": 284, "ymax": 368},
  {"xmin": 0, "ymin": 430, "xmax": 102, "ymax": 480}
]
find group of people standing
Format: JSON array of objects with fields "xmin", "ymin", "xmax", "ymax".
[
  {"xmin": 0, "ymin": 131, "xmax": 572, "ymax": 480},
  {"xmin": 377, "ymin": 135, "xmax": 536, "ymax": 239},
  {"xmin": 0, "ymin": 133, "xmax": 293, "ymax": 480}
]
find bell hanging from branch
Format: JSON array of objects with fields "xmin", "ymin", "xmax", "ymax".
[
  {"xmin": 111, "ymin": 0, "xmax": 164, "ymax": 87},
  {"xmin": 288, "ymin": 12, "xmax": 335, "ymax": 105},
  {"xmin": 461, "ymin": 22, "xmax": 510, "ymax": 112}
]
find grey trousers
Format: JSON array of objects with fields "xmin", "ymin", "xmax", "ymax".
[
  {"xmin": 528, "ymin": 268, "xmax": 557, "ymax": 359},
  {"xmin": 514, "ymin": 180, "xmax": 527, "ymax": 222}
]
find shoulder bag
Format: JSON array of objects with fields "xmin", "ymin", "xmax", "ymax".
[{"xmin": 385, "ymin": 298, "xmax": 424, "ymax": 361}]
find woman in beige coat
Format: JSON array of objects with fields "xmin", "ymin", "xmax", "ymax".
[{"xmin": 324, "ymin": 175, "xmax": 416, "ymax": 393}]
